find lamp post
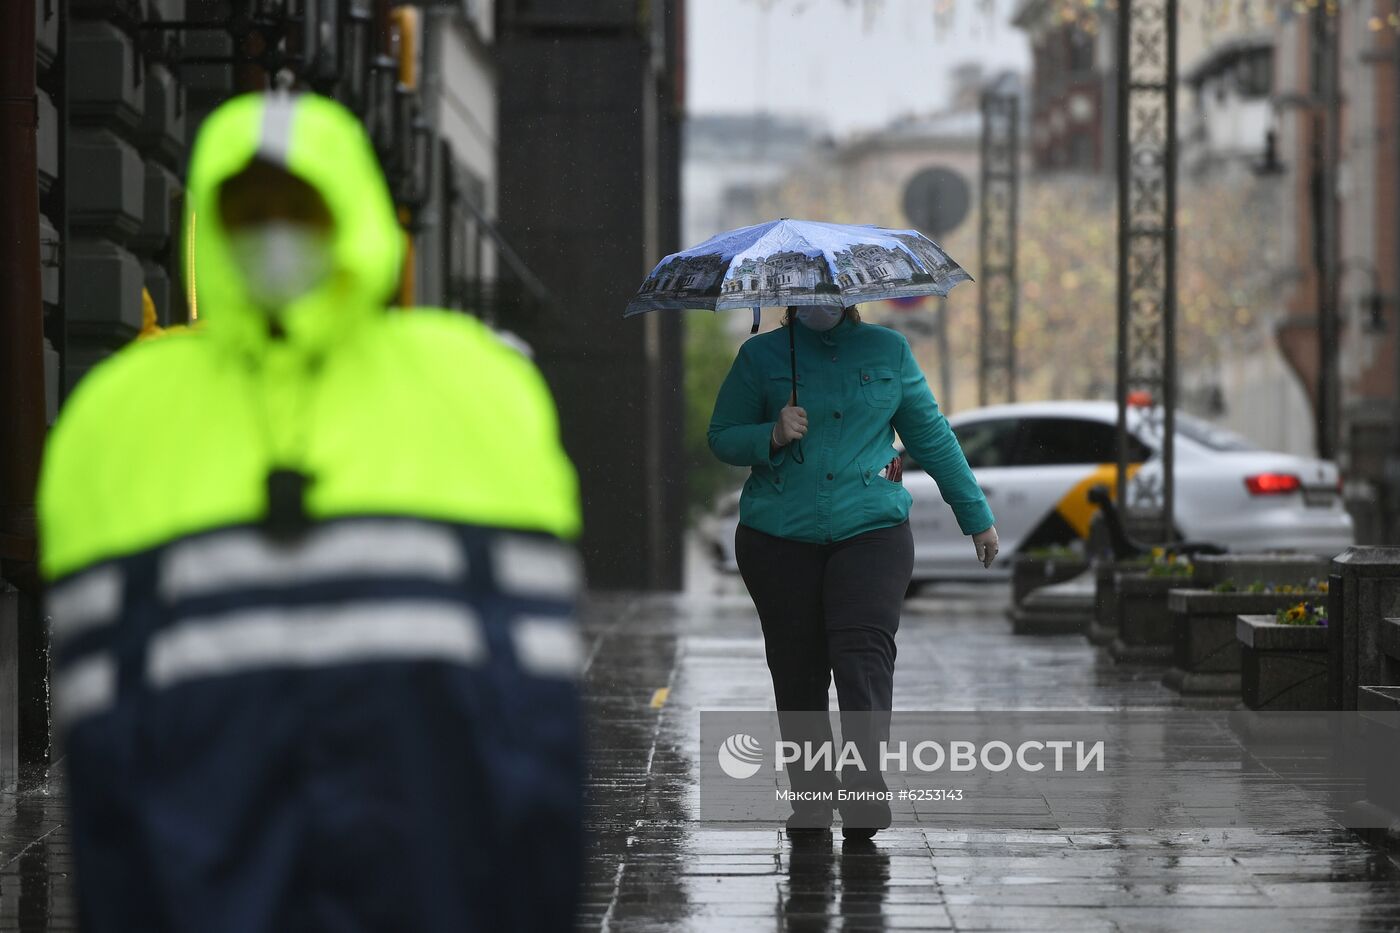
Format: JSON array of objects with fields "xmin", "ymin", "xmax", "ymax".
[
  {"xmin": 978, "ymin": 83, "xmax": 1020, "ymax": 408},
  {"xmin": 1311, "ymin": 4, "xmax": 1341, "ymax": 463}
]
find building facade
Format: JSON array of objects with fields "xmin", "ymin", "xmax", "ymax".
[
  {"xmin": 1012, "ymin": 0, "xmax": 1116, "ymax": 174},
  {"xmin": 2, "ymin": 0, "xmax": 688, "ymax": 781}
]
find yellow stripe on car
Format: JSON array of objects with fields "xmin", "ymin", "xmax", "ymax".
[{"xmin": 1054, "ymin": 462, "xmax": 1141, "ymax": 539}]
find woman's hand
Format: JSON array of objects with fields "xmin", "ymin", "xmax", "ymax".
[
  {"xmin": 771, "ymin": 394, "xmax": 808, "ymax": 448},
  {"xmin": 972, "ymin": 526, "xmax": 999, "ymax": 569}
]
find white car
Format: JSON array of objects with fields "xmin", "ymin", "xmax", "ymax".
[{"xmin": 702, "ymin": 400, "xmax": 1354, "ymax": 582}]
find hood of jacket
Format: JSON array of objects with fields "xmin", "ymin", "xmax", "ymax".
[{"xmin": 183, "ymin": 92, "xmax": 404, "ymax": 356}]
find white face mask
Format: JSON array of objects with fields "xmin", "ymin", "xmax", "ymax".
[
  {"xmin": 227, "ymin": 221, "xmax": 333, "ymax": 311},
  {"xmin": 794, "ymin": 305, "xmax": 844, "ymax": 332}
]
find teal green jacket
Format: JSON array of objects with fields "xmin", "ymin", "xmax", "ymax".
[{"xmin": 708, "ymin": 317, "xmax": 994, "ymax": 544}]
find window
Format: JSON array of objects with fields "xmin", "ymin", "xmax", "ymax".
[
  {"xmin": 1067, "ymin": 28, "xmax": 1095, "ymax": 74},
  {"xmin": 1174, "ymin": 413, "xmax": 1259, "ymax": 452},
  {"xmin": 1010, "ymin": 418, "xmax": 1148, "ymax": 466},
  {"xmin": 950, "ymin": 418, "xmax": 1021, "ymax": 469}
]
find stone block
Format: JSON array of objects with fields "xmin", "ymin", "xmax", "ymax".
[
  {"xmin": 1110, "ymin": 572, "xmax": 1183, "ymax": 663},
  {"xmin": 1009, "ymin": 569, "xmax": 1094, "ymax": 636},
  {"xmin": 68, "ymin": 129, "xmax": 145, "ymax": 239},
  {"xmin": 143, "ymin": 261, "xmax": 174, "ymax": 326},
  {"xmin": 135, "ymin": 63, "xmax": 186, "ymax": 168},
  {"xmin": 1328, "ymin": 547, "xmax": 1400, "ymax": 710},
  {"xmin": 1191, "ymin": 553, "xmax": 1331, "ymax": 589},
  {"xmin": 37, "ymin": 89, "xmax": 58, "ymax": 194},
  {"xmin": 135, "ymin": 161, "xmax": 182, "ymax": 251},
  {"xmin": 1238, "ymin": 614, "xmax": 1329, "ymax": 710},
  {"xmin": 1163, "ymin": 590, "xmax": 1326, "ymax": 701},
  {"xmin": 36, "ymin": 0, "xmax": 60, "ymax": 70},
  {"xmin": 1088, "ymin": 561, "xmax": 1131, "ymax": 646},
  {"xmin": 43, "ymin": 339, "xmax": 60, "ymax": 425},
  {"xmin": 38, "ymin": 214, "xmax": 61, "ymax": 310},
  {"xmin": 1346, "ymin": 688, "xmax": 1400, "ymax": 843},
  {"xmin": 67, "ymin": 20, "xmax": 144, "ymax": 130},
  {"xmin": 65, "ymin": 238, "xmax": 144, "ymax": 334},
  {"xmin": 1010, "ymin": 554, "xmax": 1089, "ymax": 606}
]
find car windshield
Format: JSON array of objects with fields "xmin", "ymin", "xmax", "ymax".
[{"xmin": 1173, "ymin": 413, "xmax": 1260, "ymax": 452}]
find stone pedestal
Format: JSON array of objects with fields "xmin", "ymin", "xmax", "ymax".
[
  {"xmin": 1163, "ymin": 590, "xmax": 1325, "ymax": 703},
  {"xmin": 1190, "ymin": 553, "xmax": 1331, "ymax": 590},
  {"xmin": 1009, "ymin": 554, "xmax": 1089, "ymax": 608},
  {"xmin": 1110, "ymin": 573, "xmax": 1183, "ymax": 664},
  {"xmin": 1088, "ymin": 561, "xmax": 1132, "ymax": 646},
  {"xmin": 1237, "ymin": 615, "xmax": 1329, "ymax": 710},
  {"xmin": 1009, "ymin": 569, "xmax": 1095, "ymax": 635},
  {"xmin": 1329, "ymin": 547, "xmax": 1400, "ymax": 709},
  {"xmin": 1346, "ymin": 687, "xmax": 1400, "ymax": 846}
]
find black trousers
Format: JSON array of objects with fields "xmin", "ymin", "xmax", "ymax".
[{"xmin": 735, "ymin": 520, "xmax": 914, "ymax": 822}]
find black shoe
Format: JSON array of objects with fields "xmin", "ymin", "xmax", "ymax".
[
  {"xmin": 786, "ymin": 808, "xmax": 833, "ymax": 839},
  {"xmin": 837, "ymin": 795, "xmax": 891, "ymax": 841}
]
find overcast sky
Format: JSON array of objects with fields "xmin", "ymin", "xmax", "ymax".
[{"xmin": 686, "ymin": 0, "xmax": 1031, "ymax": 137}]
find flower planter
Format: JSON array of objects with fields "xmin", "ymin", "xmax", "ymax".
[
  {"xmin": 1162, "ymin": 590, "xmax": 1326, "ymax": 703},
  {"xmin": 1009, "ymin": 569, "xmax": 1095, "ymax": 635},
  {"xmin": 1009, "ymin": 554, "xmax": 1090, "ymax": 607},
  {"xmin": 1088, "ymin": 561, "xmax": 1138, "ymax": 647},
  {"xmin": 1189, "ymin": 554, "xmax": 1330, "ymax": 590},
  {"xmin": 1347, "ymin": 686, "xmax": 1400, "ymax": 842},
  {"xmin": 1237, "ymin": 614, "xmax": 1329, "ymax": 710},
  {"xmin": 1109, "ymin": 572, "xmax": 1188, "ymax": 664}
]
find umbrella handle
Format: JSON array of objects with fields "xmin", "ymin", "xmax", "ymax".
[
  {"xmin": 788, "ymin": 319, "xmax": 798, "ymax": 407},
  {"xmin": 788, "ymin": 320, "xmax": 804, "ymax": 464}
]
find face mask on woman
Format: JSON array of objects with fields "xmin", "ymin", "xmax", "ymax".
[{"xmin": 794, "ymin": 305, "xmax": 844, "ymax": 332}]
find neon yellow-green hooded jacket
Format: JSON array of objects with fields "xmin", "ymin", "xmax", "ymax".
[
  {"xmin": 38, "ymin": 93, "xmax": 580, "ymax": 583},
  {"xmin": 35, "ymin": 94, "xmax": 585, "ymax": 929}
]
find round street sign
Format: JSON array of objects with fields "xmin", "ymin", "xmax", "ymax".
[{"xmin": 902, "ymin": 166, "xmax": 971, "ymax": 238}]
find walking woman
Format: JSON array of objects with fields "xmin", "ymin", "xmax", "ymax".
[{"xmin": 708, "ymin": 304, "xmax": 998, "ymax": 841}]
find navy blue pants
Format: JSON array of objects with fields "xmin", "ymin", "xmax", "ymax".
[
  {"xmin": 66, "ymin": 659, "xmax": 583, "ymax": 932},
  {"xmin": 734, "ymin": 521, "xmax": 914, "ymax": 821}
]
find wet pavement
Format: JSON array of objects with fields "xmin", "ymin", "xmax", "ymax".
[
  {"xmin": 0, "ymin": 769, "xmax": 74, "ymax": 930},
  {"xmin": 3, "ymin": 549, "xmax": 1400, "ymax": 930},
  {"xmin": 577, "ymin": 550, "xmax": 1400, "ymax": 932}
]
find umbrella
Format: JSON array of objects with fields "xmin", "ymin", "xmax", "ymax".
[{"xmin": 623, "ymin": 218, "xmax": 972, "ymax": 409}]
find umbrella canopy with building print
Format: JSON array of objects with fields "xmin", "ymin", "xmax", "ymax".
[
  {"xmin": 625, "ymin": 218, "xmax": 972, "ymax": 464},
  {"xmin": 624, "ymin": 218, "xmax": 971, "ymax": 412},
  {"xmin": 624, "ymin": 218, "xmax": 971, "ymax": 321}
]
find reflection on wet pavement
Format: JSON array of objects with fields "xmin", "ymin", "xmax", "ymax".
[
  {"xmin": 577, "ymin": 561, "xmax": 1400, "ymax": 932},
  {"xmin": 0, "ymin": 767, "xmax": 73, "ymax": 930}
]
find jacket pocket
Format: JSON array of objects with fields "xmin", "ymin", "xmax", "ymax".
[
  {"xmin": 856, "ymin": 457, "xmax": 900, "ymax": 489},
  {"xmin": 858, "ymin": 368, "xmax": 897, "ymax": 409},
  {"xmin": 856, "ymin": 458, "xmax": 908, "ymax": 524}
]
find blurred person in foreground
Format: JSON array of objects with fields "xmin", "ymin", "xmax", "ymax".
[
  {"xmin": 37, "ymin": 91, "xmax": 584, "ymax": 931},
  {"xmin": 708, "ymin": 304, "xmax": 997, "ymax": 842}
]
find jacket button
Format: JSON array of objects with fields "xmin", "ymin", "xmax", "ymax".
[
  {"xmin": 833, "ymin": 411, "xmax": 841, "ymax": 419},
  {"xmin": 831, "ymin": 355, "xmax": 837, "ymax": 362},
  {"xmin": 862, "ymin": 374, "xmax": 870, "ymax": 382},
  {"xmin": 826, "ymin": 473, "xmax": 834, "ymax": 480}
]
